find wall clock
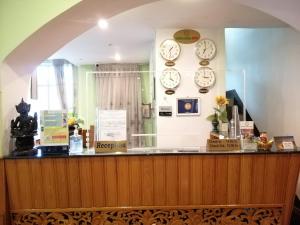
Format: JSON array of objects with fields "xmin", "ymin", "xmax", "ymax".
[
  {"xmin": 159, "ymin": 39, "xmax": 181, "ymax": 66},
  {"xmin": 160, "ymin": 68, "xmax": 181, "ymax": 94},
  {"xmin": 195, "ymin": 39, "xmax": 217, "ymax": 66},
  {"xmin": 194, "ymin": 67, "xmax": 216, "ymax": 92}
]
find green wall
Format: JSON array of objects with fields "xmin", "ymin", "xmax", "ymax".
[
  {"xmin": 77, "ymin": 65, "xmax": 96, "ymax": 129},
  {"xmin": 0, "ymin": 0, "xmax": 81, "ymax": 61},
  {"xmin": 0, "ymin": 0, "xmax": 80, "ymax": 156}
]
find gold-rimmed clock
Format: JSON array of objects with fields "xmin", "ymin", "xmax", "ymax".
[
  {"xmin": 194, "ymin": 67, "xmax": 216, "ymax": 93},
  {"xmin": 160, "ymin": 68, "xmax": 181, "ymax": 95},
  {"xmin": 159, "ymin": 39, "xmax": 181, "ymax": 66},
  {"xmin": 195, "ymin": 39, "xmax": 217, "ymax": 66}
]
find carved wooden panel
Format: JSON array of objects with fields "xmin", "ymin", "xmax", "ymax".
[
  {"xmin": 11, "ymin": 207, "xmax": 282, "ymax": 225},
  {"xmin": 5, "ymin": 154, "xmax": 300, "ymax": 225}
]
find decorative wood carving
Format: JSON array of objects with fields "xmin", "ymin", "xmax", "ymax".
[{"xmin": 11, "ymin": 207, "xmax": 282, "ymax": 225}]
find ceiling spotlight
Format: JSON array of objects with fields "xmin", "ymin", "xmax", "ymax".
[
  {"xmin": 97, "ymin": 19, "xmax": 108, "ymax": 30},
  {"xmin": 114, "ymin": 53, "xmax": 121, "ymax": 61}
]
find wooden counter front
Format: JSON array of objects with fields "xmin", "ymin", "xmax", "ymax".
[
  {"xmin": 4, "ymin": 153, "xmax": 300, "ymax": 225},
  {"xmin": 0, "ymin": 159, "xmax": 8, "ymax": 225}
]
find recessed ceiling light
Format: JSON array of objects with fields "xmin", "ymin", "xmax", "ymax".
[
  {"xmin": 97, "ymin": 19, "xmax": 108, "ymax": 30},
  {"xmin": 114, "ymin": 53, "xmax": 121, "ymax": 61}
]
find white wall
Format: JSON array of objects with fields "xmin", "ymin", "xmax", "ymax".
[
  {"xmin": 226, "ymin": 28, "xmax": 300, "ymax": 144},
  {"xmin": 155, "ymin": 29, "xmax": 226, "ymax": 148},
  {"xmin": 0, "ymin": 62, "xmax": 31, "ymax": 156}
]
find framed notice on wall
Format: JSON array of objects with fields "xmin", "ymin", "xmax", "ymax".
[{"xmin": 176, "ymin": 97, "xmax": 200, "ymax": 116}]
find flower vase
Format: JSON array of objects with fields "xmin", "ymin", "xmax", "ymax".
[
  {"xmin": 211, "ymin": 113, "xmax": 219, "ymax": 133},
  {"xmin": 68, "ymin": 125, "xmax": 76, "ymax": 136},
  {"xmin": 219, "ymin": 121, "xmax": 229, "ymax": 137}
]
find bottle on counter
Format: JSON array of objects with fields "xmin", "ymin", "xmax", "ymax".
[
  {"xmin": 70, "ymin": 125, "xmax": 83, "ymax": 153},
  {"xmin": 229, "ymin": 105, "xmax": 241, "ymax": 139},
  {"xmin": 229, "ymin": 119, "xmax": 235, "ymax": 139}
]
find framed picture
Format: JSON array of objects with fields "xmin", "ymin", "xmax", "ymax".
[
  {"xmin": 142, "ymin": 104, "xmax": 151, "ymax": 118},
  {"xmin": 176, "ymin": 97, "xmax": 200, "ymax": 116}
]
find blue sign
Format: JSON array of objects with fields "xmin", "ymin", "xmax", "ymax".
[{"xmin": 177, "ymin": 98, "xmax": 200, "ymax": 116}]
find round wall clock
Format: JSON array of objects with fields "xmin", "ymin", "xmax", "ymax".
[
  {"xmin": 195, "ymin": 39, "xmax": 217, "ymax": 65},
  {"xmin": 160, "ymin": 68, "xmax": 181, "ymax": 92},
  {"xmin": 159, "ymin": 39, "xmax": 181, "ymax": 66},
  {"xmin": 194, "ymin": 67, "xmax": 216, "ymax": 90}
]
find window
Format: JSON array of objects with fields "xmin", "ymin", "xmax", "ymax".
[{"xmin": 34, "ymin": 61, "xmax": 74, "ymax": 112}]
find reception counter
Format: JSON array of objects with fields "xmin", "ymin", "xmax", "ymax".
[{"xmin": 2, "ymin": 148, "xmax": 300, "ymax": 225}]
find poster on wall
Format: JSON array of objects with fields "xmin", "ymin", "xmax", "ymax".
[
  {"xmin": 40, "ymin": 110, "xmax": 69, "ymax": 146},
  {"xmin": 176, "ymin": 98, "xmax": 200, "ymax": 116}
]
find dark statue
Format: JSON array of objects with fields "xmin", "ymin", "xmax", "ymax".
[{"xmin": 10, "ymin": 98, "xmax": 38, "ymax": 154}]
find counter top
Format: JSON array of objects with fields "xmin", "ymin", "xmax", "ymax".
[{"xmin": 3, "ymin": 146, "xmax": 300, "ymax": 159}]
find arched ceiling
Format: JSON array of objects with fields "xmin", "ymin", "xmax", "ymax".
[
  {"xmin": 233, "ymin": 0, "xmax": 300, "ymax": 31},
  {"xmin": 50, "ymin": 0, "xmax": 288, "ymax": 65},
  {"xmin": 4, "ymin": 0, "xmax": 300, "ymax": 74}
]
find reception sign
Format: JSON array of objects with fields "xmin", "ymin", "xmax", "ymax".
[
  {"xmin": 95, "ymin": 141, "xmax": 127, "ymax": 153},
  {"xmin": 95, "ymin": 110, "xmax": 127, "ymax": 153}
]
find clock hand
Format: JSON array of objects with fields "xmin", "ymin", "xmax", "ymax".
[
  {"xmin": 169, "ymin": 73, "xmax": 174, "ymax": 81},
  {"xmin": 203, "ymin": 70, "xmax": 209, "ymax": 78},
  {"xmin": 169, "ymin": 46, "xmax": 173, "ymax": 57},
  {"xmin": 203, "ymin": 41, "xmax": 207, "ymax": 54}
]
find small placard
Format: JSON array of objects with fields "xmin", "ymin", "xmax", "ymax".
[
  {"xmin": 159, "ymin": 106, "xmax": 172, "ymax": 117},
  {"xmin": 95, "ymin": 141, "xmax": 127, "ymax": 153},
  {"xmin": 240, "ymin": 121, "xmax": 254, "ymax": 139},
  {"xmin": 274, "ymin": 136, "xmax": 297, "ymax": 150},
  {"xmin": 282, "ymin": 141, "xmax": 294, "ymax": 149},
  {"xmin": 207, "ymin": 139, "xmax": 241, "ymax": 151}
]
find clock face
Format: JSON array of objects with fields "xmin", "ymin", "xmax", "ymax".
[
  {"xmin": 195, "ymin": 39, "xmax": 217, "ymax": 60},
  {"xmin": 159, "ymin": 39, "xmax": 181, "ymax": 61},
  {"xmin": 194, "ymin": 67, "xmax": 216, "ymax": 88},
  {"xmin": 160, "ymin": 68, "xmax": 181, "ymax": 89}
]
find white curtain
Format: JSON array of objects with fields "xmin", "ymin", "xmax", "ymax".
[
  {"xmin": 30, "ymin": 69, "xmax": 38, "ymax": 100},
  {"xmin": 53, "ymin": 59, "xmax": 67, "ymax": 110},
  {"xmin": 95, "ymin": 64, "xmax": 143, "ymax": 148}
]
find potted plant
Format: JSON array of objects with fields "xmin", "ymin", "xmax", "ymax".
[
  {"xmin": 207, "ymin": 96, "xmax": 229, "ymax": 134},
  {"xmin": 67, "ymin": 113, "xmax": 84, "ymax": 136}
]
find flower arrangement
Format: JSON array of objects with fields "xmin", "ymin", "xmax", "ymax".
[
  {"xmin": 67, "ymin": 113, "xmax": 84, "ymax": 127},
  {"xmin": 207, "ymin": 95, "xmax": 229, "ymax": 123}
]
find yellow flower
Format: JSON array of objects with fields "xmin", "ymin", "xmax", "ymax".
[
  {"xmin": 68, "ymin": 117, "xmax": 76, "ymax": 126},
  {"xmin": 215, "ymin": 96, "xmax": 229, "ymax": 107}
]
